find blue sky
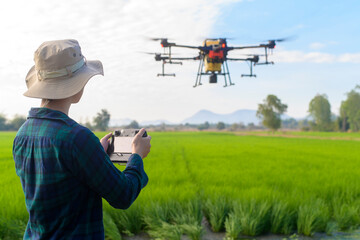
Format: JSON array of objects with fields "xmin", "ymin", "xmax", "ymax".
[
  {"xmin": 216, "ymin": 1, "xmax": 360, "ymax": 53},
  {"xmin": 0, "ymin": 0, "xmax": 359, "ymax": 123}
]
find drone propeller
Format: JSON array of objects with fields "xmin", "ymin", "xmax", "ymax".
[
  {"xmin": 269, "ymin": 38, "xmax": 287, "ymax": 43},
  {"xmin": 149, "ymin": 38, "xmax": 166, "ymax": 41},
  {"xmin": 266, "ymin": 36, "xmax": 296, "ymax": 43},
  {"xmin": 140, "ymin": 51, "xmax": 180, "ymax": 56},
  {"xmin": 195, "ymin": 36, "xmax": 235, "ymax": 41},
  {"xmin": 140, "ymin": 51, "xmax": 161, "ymax": 55}
]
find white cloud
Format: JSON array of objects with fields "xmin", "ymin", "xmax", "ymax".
[
  {"xmin": 272, "ymin": 49, "xmax": 360, "ymax": 64},
  {"xmin": 309, "ymin": 42, "xmax": 325, "ymax": 50},
  {"xmin": 0, "ymin": 0, "xmax": 244, "ymax": 122},
  {"xmin": 274, "ymin": 50, "xmax": 335, "ymax": 63},
  {"xmin": 338, "ymin": 53, "xmax": 360, "ymax": 63}
]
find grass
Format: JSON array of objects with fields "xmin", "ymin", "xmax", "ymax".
[{"xmin": 1, "ymin": 131, "xmax": 360, "ymax": 239}]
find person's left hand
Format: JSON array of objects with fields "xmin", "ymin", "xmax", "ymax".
[{"xmin": 100, "ymin": 132, "xmax": 113, "ymax": 152}]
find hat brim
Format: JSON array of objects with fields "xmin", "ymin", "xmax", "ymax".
[{"xmin": 24, "ymin": 60, "xmax": 104, "ymax": 99}]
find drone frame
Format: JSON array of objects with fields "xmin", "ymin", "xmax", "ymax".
[{"xmin": 150, "ymin": 37, "xmax": 286, "ymax": 87}]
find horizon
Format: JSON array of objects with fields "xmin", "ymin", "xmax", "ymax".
[{"xmin": 110, "ymin": 108, "xmax": 307, "ymax": 126}]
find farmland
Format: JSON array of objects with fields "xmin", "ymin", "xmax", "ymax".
[{"xmin": 1, "ymin": 131, "xmax": 360, "ymax": 239}]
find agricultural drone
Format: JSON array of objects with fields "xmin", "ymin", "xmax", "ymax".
[{"xmin": 148, "ymin": 37, "xmax": 289, "ymax": 87}]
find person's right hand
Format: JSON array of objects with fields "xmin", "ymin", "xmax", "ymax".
[{"xmin": 132, "ymin": 128, "xmax": 151, "ymax": 159}]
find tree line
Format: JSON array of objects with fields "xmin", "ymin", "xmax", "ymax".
[
  {"xmin": 0, "ymin": 109, "xmax": 112, "ymax": 131},
  {"xmin": 0, "ymin": 115, "xmax": 27, "ymax": 131},
  {"xmin": 257, "ymin": 85, "xmax": 360, "ymax": 132}
]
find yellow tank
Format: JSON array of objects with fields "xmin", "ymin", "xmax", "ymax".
[
  {"xmin": 203, "ymin": 39, "xmax": 223, "ymax": 73},
  {"xmin": 204, "ymin": 60, "xmax": 222, "ymax": 72}
]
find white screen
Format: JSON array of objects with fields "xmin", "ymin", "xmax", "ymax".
[{"xmin": 113, "ymin": 137, "xmax": 133, "ymax": 153}]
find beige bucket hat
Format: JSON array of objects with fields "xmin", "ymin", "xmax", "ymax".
[{"xmin": 24, "ymin": 39, "xmax": 104, "ymax": 99}]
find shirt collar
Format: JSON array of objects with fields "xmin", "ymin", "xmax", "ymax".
[{"xmin": 28, "ymin": 108, "xmax": 76, "ymax": 126}]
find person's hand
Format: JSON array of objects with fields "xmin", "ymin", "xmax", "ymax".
[
  {"xmin": 100, "ymin": 132, "xmax": 113, "ymax": 152},
  {"xmin": 132, "ymin": 128, "xmax": 151, "ymax": 159}
]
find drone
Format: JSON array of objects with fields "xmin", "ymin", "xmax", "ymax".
[{"xmin": 148, "ymin": 37, "xmax": 288, "ymax": 87}]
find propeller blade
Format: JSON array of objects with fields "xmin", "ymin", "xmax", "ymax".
[
  {"xmin": 267, "ymin": 36, "xmax": 296, "ymax": 43},
  {"xmin": 139, "ymin": 51, "xmax": 180, "ymax": 56},
  {"xmin": 241, "ymin": 54, "xmax": 266, "ymax": 56},
  {"xmin": 146, "ymin": 37, "xmax": 171, "ymax": 42},
  {"xmin": 139, "ymin": 51, "xmax": 161, "ymax": 55}
]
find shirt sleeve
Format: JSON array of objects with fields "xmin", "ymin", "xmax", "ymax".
[{"xmin": 70, "ymin": 128, "xmax": 148, "ymax": 209}]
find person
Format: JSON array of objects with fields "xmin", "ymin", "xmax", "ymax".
[{"xmin": 12, "ymin": 39, "xmax": 151, "ymax": 239}]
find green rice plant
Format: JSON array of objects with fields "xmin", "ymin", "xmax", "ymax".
[
  {"xmin": 168, "ymin": 200, "xmax": 204, "ymax": 240},
  {"xmin": 106, "ymin": 204, "xmax": 144, "ymax": 236},
  {"xmin": 143, "ymin": 200, "xmax": 174, "ymax": 232},
  {"xmin": 170, "ymin": 199, "xmax": 203, "ymax": 225},
  {"xmin": 147, "ymin": 221, "xmax": 183, "ymax": 240},
  {"xmin": 103, "ymin": 211, "xmax": 121, "ymax": 240},
  {"xmin": 325, "ymin": 220, "xmax": 338, "ymax": 235},
  {"xmin": 235, "ymin": 199, "xmax": 271, "ymax": 236},
  {"xmin": 203, "ymin": 196, "xmax": 230, "ymax": 232},
  {"xmin": 333, "ymin": 202, "xmax": 360, "ymax": 231},
  {"xmin": 225, "ymin": 211, "xmax": 241, "ymax": 240},
  {"xmin": 270, "ymin": 201, "xmax": 297, "ymax": 234},
  {"xmin": 179, "ymin": 223, "xmax": 204, "ymax": 240},
  {"xmin": 0, "ymin": 218, "xmax": 26, "ymax": 240},
  {"xmin": 297, "ymin": 199, "xmax": 330, "ymax": 236},
  {"xmin": 143, "ymin": 199, "xmax": 203, "ymax": 240}
]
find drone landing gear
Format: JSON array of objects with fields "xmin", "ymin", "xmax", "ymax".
[
  {"xmin": 193, "ymin": 58, "xmax": 204, "ymax": 87},
  {"xmin": 241, "ymin": 62, "xmax": 257, "ymax": 78},
  {"xmin": 221, "ymin": 60, "xmax": 234, "ymax": 87},
  {"xmin": 157, "ymin": 60, "xmax": 181, "ymax": 77},
  {"xmin": 158, "ymin": 73, "xmax": 175, "ymax": 77},
  {"xmin": 193, "ymin": 59, "xmax": 234, "ymax": 88}
]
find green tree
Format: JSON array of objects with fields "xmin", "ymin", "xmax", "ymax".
[
  {"xmin": 229, "ymin": 123, "xmax": 237, "ymax": 131},
  {"xmin": 126, "ymin": 120, "xmax": 140, "ymax": 129},
  {"xmin": 0, "ymin": 114, "xmax": 7, "ymax": 131},
  {"xmin": 8, "ymin": 115, "xmax": 26, "ymax": 130},
  {"xmin": 198, "ymin": 121, "xmax": 210, "ymax": 131},
  {"xmin": 256, "ymin": 94, "xmax": 287, "ymax": 131},
  {"xmin": 340, "ymin": 86, "xmax": 360, "ymax": 131},
  {"xmin": 216, "ymin": 121, "xmax": 226, "ymax": 130},
  {"xmin": 282, "ymin": 118, "xmax": 298, "ymax": 129},
  {"xmin": 93, "ymin": 109, "xmax": 111, "ymax": 131},
  {"xmin": 308, "ymin": 94, "xmax": 333, "ymax": 131}
]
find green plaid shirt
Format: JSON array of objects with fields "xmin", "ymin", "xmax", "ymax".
[{"xmin": 13, "ymin": 108, "xmax": 148, "ymax": 239}]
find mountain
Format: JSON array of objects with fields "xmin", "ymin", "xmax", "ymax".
[
  {"xmin": 181, "ymin": 109, "xmax": 260, "ymax": 125},
  {"xmin": 110, "ymin": 109, "xmax": 294, "ymax": 127},
  {"xmin": 140, "ymin": 119, "xmax": 174, "ymax": 126}
]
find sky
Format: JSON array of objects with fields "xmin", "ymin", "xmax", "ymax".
[{"xmin": 1, "ymin": 0, "xmax": 360, "ymax": 124}]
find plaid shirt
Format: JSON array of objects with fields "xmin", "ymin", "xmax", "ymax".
[{"xmin": 13, "ymin": 108, "xmax": 148, "ymax": 240}]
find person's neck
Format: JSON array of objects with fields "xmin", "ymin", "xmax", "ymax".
[{"xmin": 41, "ymin": 99, "xmax": 71, "ymax": 116}]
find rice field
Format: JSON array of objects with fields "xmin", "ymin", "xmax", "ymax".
[{"xmin": 1, "ymin": 131, "xmax": 360, "ymax": 239}]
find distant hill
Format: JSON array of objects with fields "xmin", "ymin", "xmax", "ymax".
[
  {"xmin": 110, "ymin": 109, "xmax": 294, "ymax": 127},
  {"xmin": 110, "ymin": 118, "xmax": 174, "ymax": 127},
  {"xmin": 140, "ymin": 119, "xmax": 174, "ymax": 126},
  {"xmin": 181, "ymin": 109, "xmax": 260, "ymax": 125}
]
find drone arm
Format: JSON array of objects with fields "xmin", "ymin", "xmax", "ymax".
[
  {"xmin": 172, "ymin": 44, "xmax": 203, "ymax": 50},
  {"xmin": 169, "ymin": 56, "xmax": 199, "ymax": 60},
  {"xmin": 226, "ymin": 57, "xmax": 248, "ymax": 61},
  {"xmin": 229, "ymin": 45, "xmax": 265, "ymax": 50}
]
